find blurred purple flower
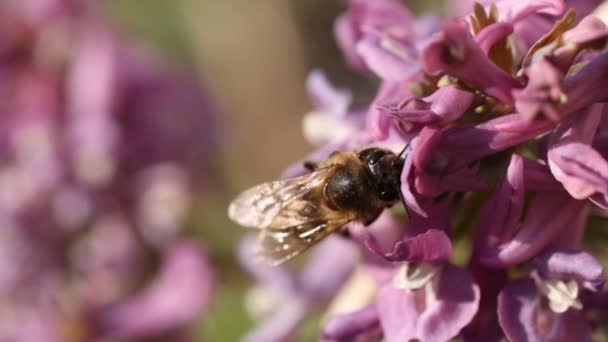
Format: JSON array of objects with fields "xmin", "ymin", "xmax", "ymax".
[
  {"xmin": 334, "ymin": 0, "xmax": 417, "ymax": 79},
  {"xmin": 239, "ymin": 236, "xmax": 358, "ymax": 342},
  {"xmin": 96, "ymin": 241, "xmax": 214, "ymax": 338},
  {"xmin": 0, "ymin": 0, "xmax": 216, "ymax": 339},
  {"xmin": 322, "ymin": 304, "xmax": 382, "ymax": 342}
]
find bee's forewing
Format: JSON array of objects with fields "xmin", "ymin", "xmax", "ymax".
[
  {"xmin": 254, "ymin": 216, "xmax": 352, "ymax": 266},
  {"xmin": 228, "ymin": 167, "xmax": 358, "ymax": 265},
  {"xmin": 228, "ymin": 179, "xmax": 289, "ymax": 228},
  {"xmin": 227, "ymin": 170, "xmax": 330, "ymax": 229}
]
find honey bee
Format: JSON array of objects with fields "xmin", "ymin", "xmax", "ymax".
[{"xmin": 228, "ymin": 147, "xmax": 405, "ymax": 266}]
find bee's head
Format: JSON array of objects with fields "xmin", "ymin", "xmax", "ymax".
[{"xmin": 357, "ymin": 147, "xmax": 404, "ymax": 202}]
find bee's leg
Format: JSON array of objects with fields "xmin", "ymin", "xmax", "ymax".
[
  {"xmin": 397, "ymin": 186, "xmax": 409, "ymax": 217},
  {"xmin": 363, "ymin": 210, "xmax": 383, "ymax": 226},
  {"xmin": 338, "ymin": 227, "xmax": 351, "ymax": 239},
  {"xmin": 303, "ymin": 161, "xmax": 318, "ymax": 172}
]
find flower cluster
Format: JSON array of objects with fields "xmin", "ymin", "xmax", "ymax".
[
  {"xmin": 241, "ymin": 0, "xmax": 608, "ymax": 341},
  {"xmin": 0, "ymin": 0, "xmax": 214, "ymax": 340}
]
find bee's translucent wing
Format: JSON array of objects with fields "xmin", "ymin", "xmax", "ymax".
[
  {"xmin": 228, "ymin": 168, "xmax": 332, "ymax": 229},
  {"xmin": 254, "ymin": 215, "xmax": 354, "ymax": 266},
  {"xmin": 228, "ymin": 167, "xmax": 357, "ymax": 265}
]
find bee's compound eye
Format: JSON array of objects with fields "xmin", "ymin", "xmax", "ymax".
[
  {"xmin": 379, "ymin": 188, "xmax": 400, "ymax": 202},
  {"xmin": 369, "ymin": 151, "xmax": 386, "ymax": 165},
  {"xmin": 358, "ymin": 148, "xmax": 386, "ymax": 165}
]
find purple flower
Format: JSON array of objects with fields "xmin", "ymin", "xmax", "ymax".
[
  {"xmin": 498, "ymin": 250, "xmax": 604, "ymax": 342},
  {"xmin": 322, "ymin": 264, "xmax": 480, "ymax": 342},
  {"xmin": 376, "ymin": 263, "xmax": 480, "ymax": 342},
  {"xmin": 477, "ymin": 154, "xmax": 589, "ymax": 267},
  {"xmin": 422, "ymin": 19, "xmax": 522, "ymax": 104},
  {"xmin": 513, "ymin": 18, "xmax": 608, "ymax": 120},
  {"xmin": 364, "ymin": 228, "xmax": 453, "ymax": 263},
  {"xmin": 322, "ymin": 200, "xmax": 481, "ymax": 342},
  {"xmin": 514, "ymin": 58, "xmax": 565, "ymax": 122},
  {"xmin": 322, "ymin": 252, "xmax": 480, "ymax": 342},
  {"xmin": 548, "ymin": 104, "xmax": 608, "ymax": 207},
  {"xmin": 546, "ymin": 15, "xmax": 608, "ymax": 72},
  {"xmin": 366, "ymin": 80, "xmax": 421, "ymax": 140},
  {"xmin": 561, "ymin": 52, "xmax": 608, "ymax": 111},
  {"xmin": 380, "ymin": 85, "xmax": 477, "ymax": 133}
]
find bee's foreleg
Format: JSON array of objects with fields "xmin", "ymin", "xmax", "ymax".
[
  {"xmin": 338, "ymin": 227, "xmax": 351, "ymax": 239},
  {"xmin": 303, "ymin": 161, "xmax": 318, "ymax": 171}
]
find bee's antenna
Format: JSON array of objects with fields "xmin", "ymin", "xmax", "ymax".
[{"xmin": 393, "ymin": 142, "xmax": 411, "ymax": 163}]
